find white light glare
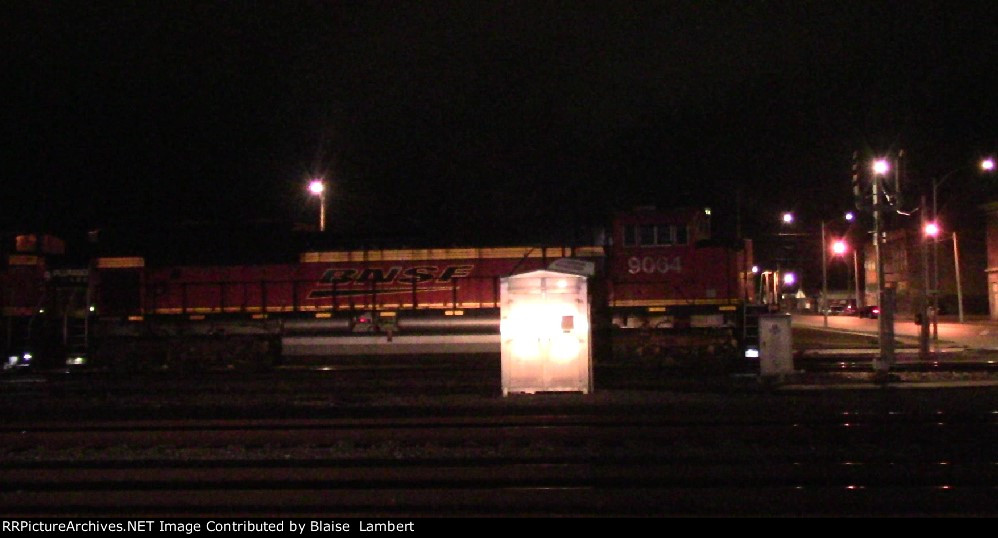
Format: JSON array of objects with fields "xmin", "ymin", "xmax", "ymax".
[{"xmin": 872, "ymin": 159, "xmax": 890, "ymax": 175}]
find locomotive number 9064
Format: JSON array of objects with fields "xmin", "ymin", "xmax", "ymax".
[{"xmin": 627, "ymin": 256, "xmax": 682, "ymax": 275}]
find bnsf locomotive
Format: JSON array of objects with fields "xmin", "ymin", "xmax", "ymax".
[{"xmin": 2, "ymin": 207, "xmax": 757, "ymax": 372}]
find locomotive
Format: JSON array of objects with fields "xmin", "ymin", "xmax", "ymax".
[{"xmin": 2, "ymin": 206, "xmax": 758, "ymax": 372}]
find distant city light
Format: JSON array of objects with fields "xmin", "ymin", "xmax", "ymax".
[
  {"xmin": 844, "ymin": 212, "xmax": 854, "ymax": 221},
  {"xmin": 782, "ymin": 212, "xmax": 794, "ymax": 224},
  {"xmin": 872, "ymin": 159, "xmax": 890, "ymax": 175},
  {"xmin": 983, "ymin": 158, "xmax": 996, "ymax": 172},
  {"xmin": 704, "ymin": 207, "xmax": 711, "ymax": 216},
  {"xmin": 925, "ymin": 222, "xmax": 940, "ymax": 237},
  {"xmin": 751, "ymin": 265, "xmax": 759, "ymax": 274},
  {"xmin": 783, "ymin": 272, "xmax": 796, "ymax": 285},
  {"xmin": 832, "ymin": 240, "xmax": 847, "ymax": 255}
]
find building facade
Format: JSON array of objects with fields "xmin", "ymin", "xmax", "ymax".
[{"xmin": 865, "ymin": 224, "xmax": 987, "ymax": 317}]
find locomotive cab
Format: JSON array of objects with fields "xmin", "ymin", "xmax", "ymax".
[{"xmin": 604, "ymin": 207, "xmax": 752, "ymax": 368}]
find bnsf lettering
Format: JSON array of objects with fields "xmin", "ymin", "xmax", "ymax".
[
  {"xmin": 307, "ymin": 264, "xmax": 474, "ymax": 300},
  {"xmin": 438, "ymin": 265, "xmax": 473, "ymax": 282},
  {"xmin": 315, "ymin": 264, "xmax": 474, "ymax": 287},
  {"xmin": 320, "ymin": 268, "xmax": 357, "ymax": 284},
  {"xmin": 397, "ymin": 266, "xmax": 437, "ymax": 284},
  {"xmin": 357, "ymin": 267, "xmax": 401, "ymax": 283}
]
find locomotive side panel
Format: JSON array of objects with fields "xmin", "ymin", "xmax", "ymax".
[
  {"xmin": 89, "ymin": 247, "xmax": 603, "ymax": 368},
  {"xmin": 128, "ymin": 248, "xmax": 585, "ymax": 317}
]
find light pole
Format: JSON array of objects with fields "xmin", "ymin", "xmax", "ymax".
[
  {"xmin": 820, "ymin": 222, "xmax": 848, "ymax": 326},
  {"xmin": 953, "ymin": 231, "xmax": 964, "ymax": 324},
  {"xmin": 828, "ymin": 237, "xmax": 848, "ymax": 324},
  {"xmin": 821, "ymin": 220, "xmax": 827, "ymax": 327},
  {"xmin": 778, "ymin": 212, "xmax": 800, "ymax": 311},
  {"xmin": 843, "ymin": 211, "xmax": 861, "ymax": 309},
  {"xmin": 919, "ymin": 195, "xmax": 931, "ymax": 360},
  {"xmin": 852, "ymin": 248, "xmax": 862, "ymax": 310},
  {"xmin": 929, "ymin": 157, "xmax": 995, "ymax": 329},
  {"xmin": 783, "ymin": 212, "xmax": 853, "ymax": 323},
  {"xmin": 872, "ymin": 158, "xmax": 895, "ymax": 374},
  {"xmin": 309, "ymin": 179, "xmax": 326, "ymax": 232}
]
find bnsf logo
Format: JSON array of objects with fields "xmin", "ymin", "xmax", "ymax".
[{"xmin": 307, "ymin": 265, "xmax": 474, "ymax": 299}]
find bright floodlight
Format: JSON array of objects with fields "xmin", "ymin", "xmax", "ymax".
[
  {"xmin": 783, "ymin": 272, "xmax": 796, "ymax": 285},
  {"xmin": 308, "ymin": 179, "xmax": 325, "ymax": 195},
  {"xmin": 832, "ymin": 240, "xmax": 847, "ymax": 255},
  {"xmin": 924, "ymin": 222, "xmax": 940, "ymax": 237},
  {"xmin": 844, "ymin": 212, "xmax": 854, "ymax": 221},
  {"xmin": 782, "ymin": 212, "xmax": 794, "ymax": 224},
  {"xmin": 872, "ymin": 159, "xmax": 890, "ymax": 175},
  {"xmin": 982, "ymin": 158, "xmax": 996, "ymax": 172}
]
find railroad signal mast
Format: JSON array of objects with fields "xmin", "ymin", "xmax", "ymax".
[{"xmin": 853, "ymin": 150, "xmax": 905, "ymax": 377}]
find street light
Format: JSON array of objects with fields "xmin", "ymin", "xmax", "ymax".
[
  {"xmin": 872, "ymin": 159, "xmax": 890, "ymax": 176},
  {"xmin": 308, "ymin": 179, "xmax": 326, "ymax": 232},
  {"xmin": 930, "ymin": 157, "xmax": 996, "ymax": 327}
]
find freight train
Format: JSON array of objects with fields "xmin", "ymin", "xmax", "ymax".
[{"xmin": 2, "ymin": 206, "xmax": 759, "ymax": 372}]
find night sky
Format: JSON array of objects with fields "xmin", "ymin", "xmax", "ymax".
[{"xmin": 4, "ymin": 2, "xmax": 997, "ymax": 251}]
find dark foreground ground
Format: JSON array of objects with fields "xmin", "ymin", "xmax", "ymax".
[{"xmin": 1, "ymin": 326, "xmax": 997, "ymax": 517}]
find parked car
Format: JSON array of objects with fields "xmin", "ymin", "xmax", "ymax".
[
  {"xmin": 824, "ymin": 304, "xmax": 856, "ymax": 315},
  {"xmin": 858, "ymin": 305, "xmax": 880, "ymax": 319}
]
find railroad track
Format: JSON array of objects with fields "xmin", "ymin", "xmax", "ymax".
[
  {"xmin": 2, "ymin": 409, "xmax": 997, "ymax": 517},
  {"xmin": 796, "ymin": 357, "xmax": 998, "ymax": 373}
]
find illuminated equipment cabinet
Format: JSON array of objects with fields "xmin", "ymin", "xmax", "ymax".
[{"xmin": 499, "ymin": 270, "xmax": 592, "ymax": 395}]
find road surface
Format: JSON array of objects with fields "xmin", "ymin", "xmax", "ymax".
[{"xmin": 793, "ymin": 314, "xmax": 998, "ymax": 350}]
